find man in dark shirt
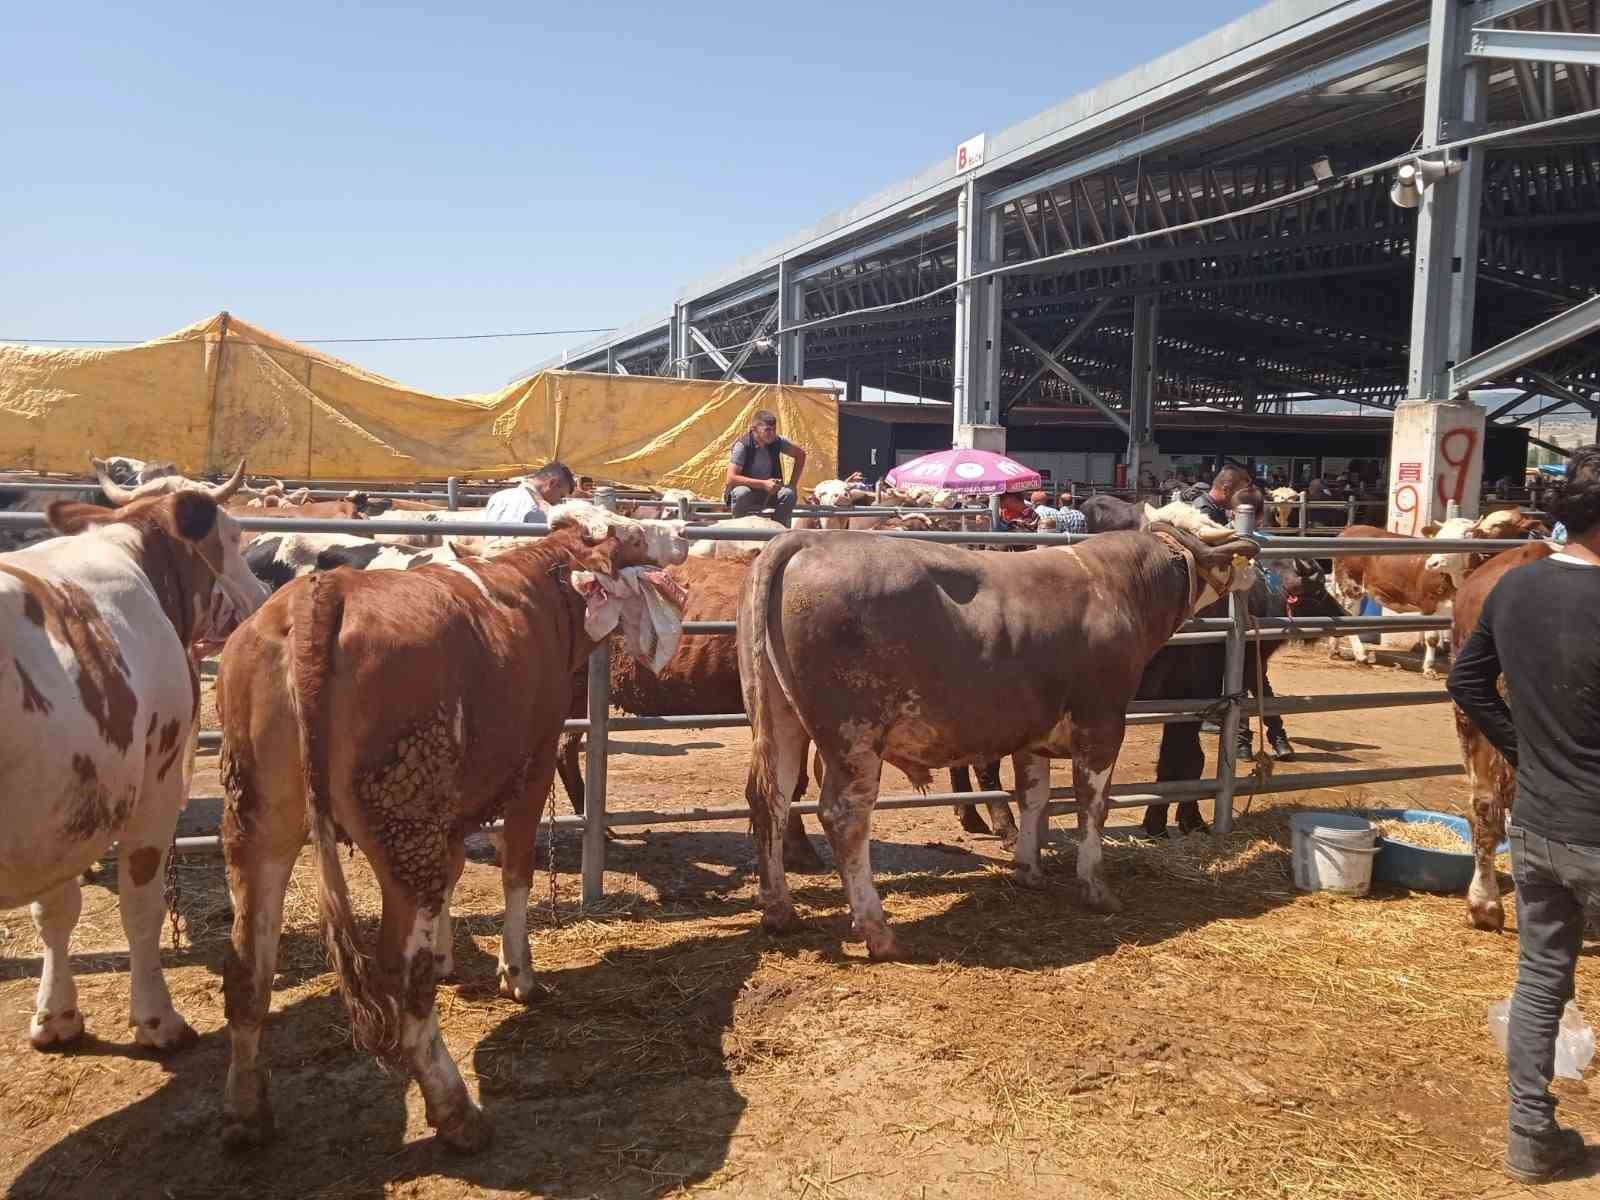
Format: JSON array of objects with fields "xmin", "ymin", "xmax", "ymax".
[
  {"xmin": 1448, "ymin": 444, "xmax": 1600, "ymax": 1183},
  {"xmin": 725, "ymin": 410, "xmax": 806, "ymax": 527},
  {"xmin": 1191, "ymin": 464, "xmax": 1251, "ymax": 526}
]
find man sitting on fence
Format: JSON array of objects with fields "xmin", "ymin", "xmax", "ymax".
[
  {"xmin": 483, "ymin": 461, "xmax": 576, "ymax": 524},
  {"xmin": 725, "ymin": 409, "xmax": 807, "ymax": 527}
]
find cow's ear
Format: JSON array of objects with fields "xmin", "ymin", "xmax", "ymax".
[
  {"xmin": 45, "ymin": 500, "xmax": 114, "ymax": 536},
  {"xmin": 172, "ymin": 492, "xmax": 219, "ymax": 542},
  {"xmin": 1420, "ymin": 521, "xmax": 1442, "ymax": 538}
]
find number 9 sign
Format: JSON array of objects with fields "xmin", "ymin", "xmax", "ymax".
[
  {"xmin": 1392, "ymin": 483, "xmax": 1421, "ymax": 535},
  {"xmin": 1436, "ymin": 428, "xmax": 1478, "ymax": 506}
]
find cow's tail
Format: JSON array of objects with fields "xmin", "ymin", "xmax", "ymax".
[
  {"xmin": 289, "ymin": 573, "xmax": 400, "ymax": 1061},
  {"xmin": 742, "ymin": 533, "xmax": 810, "ymax": 808}
]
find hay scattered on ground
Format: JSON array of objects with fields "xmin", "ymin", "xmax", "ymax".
[{"xmin": 1375, "ymin": 818, "xmax": 1471, "ymax": 852}]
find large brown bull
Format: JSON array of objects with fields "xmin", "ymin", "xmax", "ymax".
[
  {"xmin": 214, "ymin": 503, "xmax": 687, "ymax": 1153},
  {"xmin": 1452, "ymin": 540, "xmax": 1556, "ymax": 931},
  {"xmin": 737, "ymin": 513, "xmax": 1260, "ymax": 959}
]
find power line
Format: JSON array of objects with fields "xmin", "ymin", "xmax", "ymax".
[{"xmin": 1, "ymin": 326, "xmax": 618, "ymax": 347}]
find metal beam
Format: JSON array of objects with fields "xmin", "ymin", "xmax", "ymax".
[
  {"xmin": 1451, "ymin": 294, "xmax": 1600, "ymax": 395},
  {"xmin": 1007, "ymin": 297, "xmax": 1118, "ymax": 407},
  {"xmin": 1521, "ymin": 368, "xmax": 1600, "ymax": 416},
  {"xmin": 1469, "ymin": 26, "xmax": 1600, "ymax": 66},
  {"xmin": 1128, "ymin": 293, "xmax": 1159, "ymax": 476},
  {"xmin": 777, "ymin": 261, "xmax": 805, "ymax": 385},
  {"xmin": 1408, "ymin": 0, "xmax": 1488, "ymax": 401},
  {"xmin": 1005, "ymin": 321, "xmax": 1130, "ymax": 434},
  {"xmin": 688, "ymin": 325, "xmax": 736, "ymax": 377},
  {"xmin": 721, "ymin": 300, "xmax": 779, "ymax": 381},
  {"xmin": 952, "ymin": 179, "xmax": 1001, "ymax": 428}
]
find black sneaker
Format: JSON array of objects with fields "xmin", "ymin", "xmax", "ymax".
[
  {"xmin": 1505, "ymin": 1125, "xmax": 1587, "ymax": 1184},
  {"xmin": 1268, "ymin": 730, "xmax": 1295, "ymax": 761}
]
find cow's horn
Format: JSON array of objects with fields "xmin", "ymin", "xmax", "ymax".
[
  {"xmin": 89, "ymin": 455, "xmax": 139, "ymax": 506},
  {"xmin": 209, "ymin": 460, "xmax": 247, "ymax": 503}
]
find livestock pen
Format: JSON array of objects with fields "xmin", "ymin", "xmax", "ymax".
[{"xmin": 0, "ymin": 497, "xmax": 1583, "ymax": 1200}]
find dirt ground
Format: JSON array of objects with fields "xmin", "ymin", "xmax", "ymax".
[{"xmin": 6, "ymin": 645, "xmax": 1600, "ymax": 1199}]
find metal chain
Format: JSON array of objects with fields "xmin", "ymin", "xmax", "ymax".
[
  {"xmin": 162, "ymin": 835, "xmax": 183, "ymax": 952},
  {"xmin": 546, "ymin": 781, "xmax": 561, "ymax": 928}
]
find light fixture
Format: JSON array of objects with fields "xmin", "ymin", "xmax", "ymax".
[
  {"xmin": 754, "ymin": 336, "xmax": 773, "ymax": 353},
  {"xmin": 1389, "ymin": 155, "xmax": 1463, "ymax": 209},
  {"xmin": 1390, "ymin": 162, "xmax": 1421, "ymax": 209},
  {"xmin": 1311, "ymin": 155, "xmax": 1334, "ymax": 183}
]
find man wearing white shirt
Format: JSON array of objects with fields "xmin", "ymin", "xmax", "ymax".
[{"xmin": 484, "ymin": 462, "xmax": 576, "ymax": 524}]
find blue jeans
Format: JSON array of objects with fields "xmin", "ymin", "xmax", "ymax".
[
  {"xmin": 1507, "ymin": 825, "xmax": 1600, "ymax": 1133},
  {"xmin": 729, "ymin": 485, "xmax": 796, "ymax": 527}
]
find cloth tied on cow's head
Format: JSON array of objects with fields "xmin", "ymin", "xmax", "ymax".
[{"xmin": 569, "ymin": 565, "xmax": 687, "ymax": 674}]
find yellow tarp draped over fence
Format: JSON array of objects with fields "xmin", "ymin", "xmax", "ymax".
[{"xmin": 0, "ymin": 313, "xmax": 838, "ymax": 494}]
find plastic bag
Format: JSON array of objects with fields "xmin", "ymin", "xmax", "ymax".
[{"xmin": 1487, "ymin": 998, "xmax": 1597, "ymax": 1080}]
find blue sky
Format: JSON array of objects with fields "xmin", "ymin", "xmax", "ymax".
[{"xmin": 3, "ymin": 2, "xmax": 1245, "ymax": 395}]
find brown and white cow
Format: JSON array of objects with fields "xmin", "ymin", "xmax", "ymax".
[
  {"xmin": 214, "ymin": 501, "xmax": 687, "ymax": 1152},
  {"xmin": 1452, "ymin": 540, "xmax": 1557, "ymax": 931},
  {"xmin": 1423, "ymin": 509, "xmax": 1551, "ymax": 590},
  {"xmin": 1329, "ymin": 524, "xmax": 1456, "ymax": 677},
  {"xmin": 738, "ymin": 503, "xmax": 1260, "ymax": 959},
  {"xmin": 0, "ymin": 470, "xmax": 264, "ymax": 1050},
  {"xmin": 91, "ymin": 462, "xmax": 372, "ymax": 538}
]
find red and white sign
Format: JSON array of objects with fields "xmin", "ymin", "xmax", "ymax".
[
  {"xmin": 956, "ymin": 133, "xmax": 987, "ymax": 174},
  {"xmin": 1397, "ymin": 462, "xmax": 1422, "ymax": 483},
  {"xmin": 1386, "ymin": 403, "xmax": 1485, "ymax": 535}
]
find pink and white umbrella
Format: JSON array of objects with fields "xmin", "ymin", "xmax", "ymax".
[{"xmin": 885, "ymin": 448, "xmax": 1042, "ymax": 496}]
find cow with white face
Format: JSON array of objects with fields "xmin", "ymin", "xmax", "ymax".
[
  {"xmin": 0, "ymin": 464, "xmax": 266, "ymax": 1050},
  {"xmin": 1423, "ymin": 509, "xmax": 1551, "ymax": 590}
]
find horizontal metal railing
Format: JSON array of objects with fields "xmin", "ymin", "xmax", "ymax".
[{"xmin": 6, "ymin": 494, "xmax": 1503, "ymax": 886}]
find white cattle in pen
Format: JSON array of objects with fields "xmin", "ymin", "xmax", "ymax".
[
  {"xmin": 1267, "ymin": 487, "xmax": 1301, "ymax": 528},
  {"xmin": 0, "ymin": 467, "xmax": 265, "ymax": 1050},
  {"xmin": 686, "ymin": 515, "xmax": 787, "ymax": 560}
]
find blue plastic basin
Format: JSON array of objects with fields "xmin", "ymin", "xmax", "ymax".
[{"xmin": 1364, "ymin": 808, "xmax": 1508, "ymax": 894}]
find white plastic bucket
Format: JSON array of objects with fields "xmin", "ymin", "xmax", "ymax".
[{"xmin": 1290, "ymin": 812, "xmax": 1378, "ymax": 895}]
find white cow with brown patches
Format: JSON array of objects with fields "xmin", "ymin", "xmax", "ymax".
[{"xmin": 0, "ymin": 464, "xmax": 265, "ymax": 1050}]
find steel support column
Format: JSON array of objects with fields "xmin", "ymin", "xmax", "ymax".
[
  {"xmin": 1128, "ymin": 294, "xmax": 1159, "ymax": 482},
  {"xmin": 1408, "ymin": 0, "xmax": 1489, "ymax": 400},
  {"xmin": 952, "ymin": 178, "xmax": 1002, "ymax": 439},
  {"xmin": 670, "ymin": 302, "xmax": 697, "ymax": 379},
  {"xmin": 777, "ymin": 261, "xmax": 805, "ymax": 386}
]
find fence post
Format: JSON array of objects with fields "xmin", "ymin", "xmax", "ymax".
[
  {"xmin": 988, "ymin": 492, "xmax": 1002, "ymax": 545},
  {"xmin": 1299, "ymin": 491, "xmax": 1310, "ymax": 536},
  {"xmin": 1447, "ymin": 499, "xmax": 1461, "ymax": 520},
  {"xmin": 581, "ymin": 485, "xmax": 616, "ymax": 906},
  {"xmin": 446, "ymin": 476, "xmax": 460, "ymax": 511},
  {"xmin": 1346, "ymin": 496, "xmax": 1357, "ymax": 527},
  {"xmin": 1213, "ymin": 504, "xmax": 1254, "ymax": 836},
  {"xmin": 676, "ymin": 495, "xmax": 691, "ymax": 522}
]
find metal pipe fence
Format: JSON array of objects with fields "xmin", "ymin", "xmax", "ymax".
[{"xmin": 3, "ymin": 496, "xmax": 1515, "ymax": 881}]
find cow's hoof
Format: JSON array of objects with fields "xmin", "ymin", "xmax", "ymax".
[
  {"xmin": 221, "ymin": 1078, "xmax": 275, "ymax": 1154},
  {"xmin": 860, "ymin": 925, "xmax": 901, "ymax": 961},
  {"xmin": 133, "ymin": 1013, "xmax": 198, "ymax": 1054},
  {"xmin": 437, "ymin": 1103, "xmax": 493, "ymax": 1154},
  {"xmin": 761, "ymin": 906, "xmax": 802, "ymax": 936},
  {"xmin": 1423, "ymin": 669, "xmax": 1441, "ymax": 681},
  {"xmin": 958, "ymin": 806, "xmax": 992, "ymax": 835},
  {"xmin": 220, "ymin": 1112, "xmax": 275, "ymax": 1154},
  {"xmin": 1468, "ymin": 901, "xmax": 1506, "ymax": 933},
  {"xmin": 783, "ymin": 838, "xmax": 827, "ymax": 873},
  {"xmin": 1082, "ymin": 885, "xmax": 1124, "ymax": 915},
  {"xmin": 1177, "ymin": 819, "xmax": 1211, "ymax": 837},
  {"xmin": 1014, "ymin": 863, "xmax": 1047, "ymax": 889},
  {"xmin": 28, "ymin": 1008, "xmax": 85, "ymax": 1051},
  {"xmin": 997, "ymin": 827, "xmax": 1020, "ymax": 853},
  {"xmin": 497, "ymin": 963, "xmax": 541, "ymax": 1004}
]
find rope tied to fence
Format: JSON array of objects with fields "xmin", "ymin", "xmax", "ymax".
[{"xmin": 1240, "ymin": 614, "xmax": 1277, "ymax": 817}]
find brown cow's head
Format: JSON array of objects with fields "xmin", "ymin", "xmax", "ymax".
[
  {"xmin": 47, "ymin": 477, "xmax": 268, "ymax": 655},
  {"xmin": 550, "ymin": 501, "xmax": 690, "ymax": 672}
]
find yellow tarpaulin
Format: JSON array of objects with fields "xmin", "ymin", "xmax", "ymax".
[{"xmin": 0, "ymin": 313, "xmax": 838, "ymax": 495}]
